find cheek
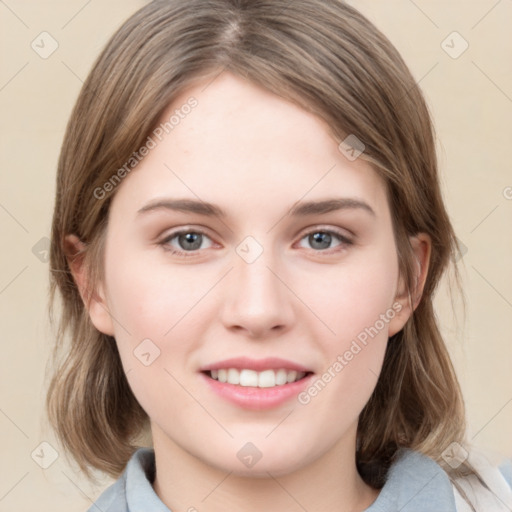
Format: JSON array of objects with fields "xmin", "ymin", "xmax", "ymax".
[
  {"xmin": 104, "ymin": 252, "xmax": 206, "ymax": 340},
  {"xmin": 310, "ymin": 248, "xmax": 399, "ymax": 344},
  {"xmin": 102, "ymin": 253, "xmax": 206, "ymax": 419},
  {"xmin": 298, "ymin": 248, "xmax": 398, "ymax": 407},
  {"xmin": 102, "ymin": 252, "xmax": 210, "ymax": 402}
]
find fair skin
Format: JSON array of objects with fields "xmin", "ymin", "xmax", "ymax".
[{"xmin": 67, "ymin": 72, "xmax": 430, "ymax": 512}]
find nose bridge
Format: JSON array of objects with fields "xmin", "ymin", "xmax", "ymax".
[{"xmin": 221, "ymin": 235, "xmax": 294, "ymax": 337}]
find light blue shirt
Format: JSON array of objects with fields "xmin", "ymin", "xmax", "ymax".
[{"xmin": 88, "ymin": 447, "xmax": 512, "ymax": 511}]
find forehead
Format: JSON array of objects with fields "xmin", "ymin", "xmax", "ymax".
[{"xmin": 109, "ymin": 71, "xmax": 388, "ymax": 222}]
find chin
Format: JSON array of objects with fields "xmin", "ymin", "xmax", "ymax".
[{"xmin": 198, "ymin": 439, "xmax": 316, "ymax": 478}]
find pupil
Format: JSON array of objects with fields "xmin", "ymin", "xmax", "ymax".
[
  {"xmin": 310, "ymin": 232, "xmax": 331, "ymax": 250},
  {"xmin": 180, "ymin": 232, "xmax": 202, "ymax": 250}
]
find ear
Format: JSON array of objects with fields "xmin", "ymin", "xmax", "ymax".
[
  {"xmin": 388, "ymin": 233, "xmax": 431, "ymax": 337},
  {"xmin": 64, "ymin": 234, "xmax": 115, "ymax": 336}
]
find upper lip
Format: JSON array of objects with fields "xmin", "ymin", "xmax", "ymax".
[{"xmin": 200, "ymin": 357, "xmax": 313, "ymax": 373}]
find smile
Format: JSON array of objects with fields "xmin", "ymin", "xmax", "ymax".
[
  {"xmin": 200, "ymin": 357, "xmax": 315, "ymax": 410},
  {"xmin": 208, "ymin": 368, "xmax": 308, "ymax": 388}
]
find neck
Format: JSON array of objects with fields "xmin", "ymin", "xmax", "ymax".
[{"xmin": 152, "ymin": 428, "xmax": 379, "ymax": 512}]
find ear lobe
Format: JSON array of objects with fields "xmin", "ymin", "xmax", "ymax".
[
  {"xmin": 64, "ymin": 234, "xmax": 115, "ymax": 336},
  {"xmin": 387, "ymin": 233, "xmax": 432, "ymax": 337}
]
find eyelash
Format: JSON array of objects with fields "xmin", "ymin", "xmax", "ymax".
[{"xmin": 159, "ymin": 227, "xmax": 353, "ymax": 258}]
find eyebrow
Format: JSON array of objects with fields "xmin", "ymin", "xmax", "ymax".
[{"xmin": 137, "ymin": 197, "xmax": 376, "ymax": 218}]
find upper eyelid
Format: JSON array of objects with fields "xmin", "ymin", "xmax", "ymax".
[
  {"xmin": 160, "ymin": 224, "xmax": 352, "ymax": 237},
  {"xmin": 297, "ymin": 224, "xmax": 353, "ymax": 239},
  {"xmin": 161, "ymin": 226, "xmax": 210, "ymax": 238}
]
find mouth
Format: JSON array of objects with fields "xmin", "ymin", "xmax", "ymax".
[
  {"xmin": 199, "ymin": 357, "xmax": 314, "ymax": 410},
  {"xmin": 204, "ymin": 368, "xmax": 312, "ymax": 388}
]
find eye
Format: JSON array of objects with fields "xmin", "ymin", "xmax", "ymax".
[
  {"xmin": 297, "ymin": 229, "xmax": 353, "ymax": 252},
  {"xmin": 159, "ymin": 227, "xmax": 353, "ymax": 258},
  {"xmin": 159, "ymin": 228, "xmax": 214, "ymax": 257}
]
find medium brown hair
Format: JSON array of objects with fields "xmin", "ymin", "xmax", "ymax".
[{"xmin": 47, "ymin": 0, "xmax": 467, "ymax": 486}]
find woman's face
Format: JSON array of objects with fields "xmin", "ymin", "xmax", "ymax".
[{"xmin": 87, "ymin": 71, "xmax": 413, "ymax": 476}]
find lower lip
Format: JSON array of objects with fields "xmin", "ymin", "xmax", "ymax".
[{"xmin": 201, "ymin": 372, "xmax": 314, "ymax": 410}]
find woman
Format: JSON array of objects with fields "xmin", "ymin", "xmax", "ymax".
[{"xmin": 47, "ymin": 1, "xmax": 512, "ymax": 510}]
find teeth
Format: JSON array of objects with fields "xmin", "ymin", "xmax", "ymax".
[
  {"xmin": 286, "ymin": 370, "xmax": 297, "ymax": 383},
  {"xmin": 275, "ymin": 369, "xmax": 288, "ymax": 386},
  {"xmin": 227, "ymin": 368, "xmax": 240, "ymax": 385},
  {"xmin": 240, "ymin": 369, "xmax": 258, "ymax": 387},
  {"xmin": 208, "ymin": 368, "xmax": 307, "ymax": 387},
  {"xmin": 258, "ymin": 369, "xmax": 275, "ymax": 388}
]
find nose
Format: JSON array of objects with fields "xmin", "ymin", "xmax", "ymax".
[{"xmin": 219, "ymin": 243, "xmax": 295, "ymax": 340}]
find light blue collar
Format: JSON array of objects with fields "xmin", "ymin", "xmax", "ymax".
[{"xmin": 365, "ymin": 448, "xmax": 456, "ymax": 511}]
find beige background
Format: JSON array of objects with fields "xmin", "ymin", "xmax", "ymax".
[{"xmin": 0, "ymin": 1, "xmax": 511, "ymax": 510}]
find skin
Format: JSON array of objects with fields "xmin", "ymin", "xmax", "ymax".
[{"xmin": 68, "ymin": 71, "xmax": 430, "ymax": 512}]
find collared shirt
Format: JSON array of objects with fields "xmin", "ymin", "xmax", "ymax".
[{"xmin": 88, "ymin": 447, "xmax": 512, "ymax": 512}]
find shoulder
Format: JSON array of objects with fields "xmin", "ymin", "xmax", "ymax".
[
  {"xmin": 451, "ymin": 448, "xmax": 512, "ymax": 512},
  {"xmin": 87, "ymin": 448, "xmax": 169, "ymax": 512},
  {"xmin": 87, "ymin": 472, "xmax": 128, "ymax": 512},
  {"xmin": 367, "ymin": 448, "xmax": 512, "ymax": 512},
  {"xmin": 366, "ymin": 448, "xmax": 458, "ymax": 511}
]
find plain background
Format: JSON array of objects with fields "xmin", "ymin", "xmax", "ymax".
[{"xmin": 0, "ymin": 1, "xmax": 511, "ymax": 510}]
